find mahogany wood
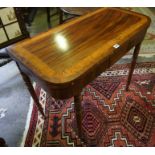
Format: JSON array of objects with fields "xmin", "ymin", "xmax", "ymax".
[
  {"xmin": 16, "ymin": 63, "xmax": 45, "ymax": 118},
  {"xmin": 126, "ymin": 42, "xmax": 142, "ymax": 91},
  {"xmin": 7, "ymin": 8, "xmax": 151, "ymax": 139},
  {"xmin": 74, "ymin": 94, "xmax": 83, "ymax": 139}
]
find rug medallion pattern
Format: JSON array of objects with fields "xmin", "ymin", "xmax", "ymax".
[{"xmin": 24, "ymin": 63, "xmax": 155, "ymax": 146}]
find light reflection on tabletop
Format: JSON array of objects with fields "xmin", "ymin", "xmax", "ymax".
[{"xmin": 54, "ymin": 34, "xmax": 69, "ymax": 52}]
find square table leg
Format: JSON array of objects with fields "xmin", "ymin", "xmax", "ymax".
[
  {"xmin": 126, "ymin": 42, "xmax": 141, "ymax": 91},
  {"xmin": 74, "ymin": 94, "xmax": 83, "ymax": 139},
  {"xmin": 16, "ymin": 63, "xmax": 45, "ymax": 118}
]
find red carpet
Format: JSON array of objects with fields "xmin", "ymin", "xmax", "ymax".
[{"xmin": 24, "ymin": 62, "xmax": 155, "ymax": 146}]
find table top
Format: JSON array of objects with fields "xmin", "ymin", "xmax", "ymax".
[{"xmin": 8, "ymin": 8, "xmax": 150, "ymax": 86}]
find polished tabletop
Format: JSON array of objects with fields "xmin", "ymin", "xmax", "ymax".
[{"xmin": 7, "ymin": 8, "xmax": 150, "ymax": 86}]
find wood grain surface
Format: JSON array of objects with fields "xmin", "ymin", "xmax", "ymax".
[{"xmin": 7, "ymin": 8, "xmax": 151, "ymax": 99}]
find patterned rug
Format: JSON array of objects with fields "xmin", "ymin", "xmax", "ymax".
[
  {"xmin": 22, "ymin": 62, "xmax": 155, "ymax": 147},
  {"xmin": 123, "ymin": 8, "xmax": 155, "ymax": 59}
]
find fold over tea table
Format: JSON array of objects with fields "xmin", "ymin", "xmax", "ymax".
[{"xmin": 7, "ymin": 8, "xmax": 151, "ymax": 139}]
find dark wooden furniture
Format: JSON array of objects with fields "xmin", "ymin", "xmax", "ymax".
[
  {"xmin": 46, "ymin": 7, "xmax": 59, "ymax": 28},
  {"xmin": 0, "ymin": 7, "xmax": 29, "ymax": 66},
  {"xmin": 20, "ymin": 7, "xmax": 57, "ymax": 28},
  {"xmin": 59, "ymin": 7, "xmax": 100, "ymax": 24},
  {"xmin": 7, "ymin": 8, "xmax": 151, "ymax": 139},
  {"xmin": 0, "ymin": 7, "xmax": 29, "ymax": 49},
  {"xmin": 20, "ymin": 7, "xmax": 38, "ymax": 26}
]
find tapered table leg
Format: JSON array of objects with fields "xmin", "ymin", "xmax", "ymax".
[
  {"xmin": 126, "ymin": 42, "xmax": 141, "ymax": 91},
  {"xmin": 74, "ymin": 94, "xmax": 83, "ymax": 139},
  {"xmin": 16, "ymin": 63, "xmax": 45, "ymax": 118}
]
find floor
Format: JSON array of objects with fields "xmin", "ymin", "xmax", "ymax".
[
  {"xmin": 0, "ymin": 7, "xmax": 154, "ymax": 146},
  {"xmin": 0, "ymin": 61, "xmax": 30, "ymax": 146}
]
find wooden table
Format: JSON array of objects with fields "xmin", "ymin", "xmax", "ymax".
[{"xmin": 7, "ymin": 8, "xmax": 151, "ymax": 139}]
